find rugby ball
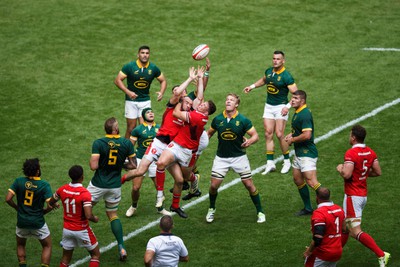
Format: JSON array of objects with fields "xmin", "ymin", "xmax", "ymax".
[{"xmin": 192, "ymin": 44, "xmax": 210, "ymax": 60}]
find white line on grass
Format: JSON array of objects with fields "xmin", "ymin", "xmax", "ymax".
[
  {"xmin": 71, "ymin": 98, "xmax": 400, "ymax": 267},
  {"xmin": 362, "ymin": 47, "xmax": 400, "ymax": 52}
]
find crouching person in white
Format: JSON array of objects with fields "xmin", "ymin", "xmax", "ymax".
[{"xmin": 144, "ymin": 215, "xmax": 189, "ymax": 267}]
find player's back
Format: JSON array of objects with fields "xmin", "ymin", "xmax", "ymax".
[
  {"xmin": 11, "ymin": 176, "xmax": 52, "ymax": 229},
  {"xmin": 344, "ymin": 144, "xmax": 377, "ymax": 196},
  {"xmin": 92, "ymin": 135, "xmax": 135, "ymax": 188},
  {"xmin": 173, "ymin": 110, "xmax": 208, "ymax": 150},
  {"xmin": 57, "ymin": 183, "xmax": 92, "ymax": 231},
  {"xmin": 312, "ymin": 204, "xmax": 345, "ymax": 262}
]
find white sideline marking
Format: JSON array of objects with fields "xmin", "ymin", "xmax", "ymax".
[
  {"xmin": 362, "ymin": 47, "xmax": 400, "ymax": 52},
  {"xmin": 71, "ymin": 98, "xmax": 400, "ymax": 266}
]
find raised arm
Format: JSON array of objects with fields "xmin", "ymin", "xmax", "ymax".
[
  {"xmin": 192, "ymin": 66, "xmax": 205, "ymax": 110},
  {"xmin": 170, "ymin": 67, "xmax": 197, "ymax": 105}
]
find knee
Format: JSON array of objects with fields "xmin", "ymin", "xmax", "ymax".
[
  {"xmin": 174, "ymin": 177, "xmax": 184, "ymax": 184},
  {"xmin": 209, "ymin": 182, "xmax": 219, "ymax": 193},
  {"xmin": 275, "ymin": 131, "xmax": 284, "ymax": 139},
  {"xmin": 264, "ymin": 130, "xmax": 273, "ymax": 138},
  {"xmin": 293, "ymin": 177, "xmax": 303, "ymax": 186},
  {"xmin": 133, "ymin": 184, "xmax": 141, "ymax": 191}
]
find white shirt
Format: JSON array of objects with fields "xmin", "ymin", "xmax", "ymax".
[{"xmin": 146, "ymin": 233, "xmax": 188, "ymax": 267}]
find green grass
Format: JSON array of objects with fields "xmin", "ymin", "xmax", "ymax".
[{"xmin": 1, "ymin": 0, "xmax": 399, "ymax": 266}]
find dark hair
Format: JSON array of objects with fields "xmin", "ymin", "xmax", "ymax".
[
  {"xmin": 141, "ymin": 108, "xmax": 153, "ymax": 122},
  {"xmin": 23, "ymin": 158, "xmax": 40, "ymax": 177},
  {"xmin": 69, "ymin": 165, "xmax": 83, "ymax": 182},
  {"xmin": 104, "ymin": 117, "xmax": 117, "ymax": 134},
  {"xmin": 171, "ymin": 85, "xmax": 180, "ymax": 92},
  {"xmin": 293, "ymin": 90, "xmax": 307, "ymax": 101},
  {"xmin": 274, "ymin": 50, "xmax": 285, "ymax": 57},
  {"xmin": 227, "ymin": 93, "xmax": 240, "ymax": 106},
  {"xmin": 351, "ymin": 124, "xmax": 367, "ymax": 143},
  {"xmin": 207, "ymin": 100, "xmax": 217, "ymax": 115},
  {"xmin": 138, "ymin": 45, "xmax": 150, "ymax": 52},
  {"xmin": 316, "ymin": 187, "xmax": 330, "ymax": 201},
  {"xmin": 160, "ymin": 215, "xmax": 174, "ymax": 232}
]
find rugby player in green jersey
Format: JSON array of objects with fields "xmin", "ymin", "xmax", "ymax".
[
  {"xmin": 125, "ymin": 107, "xmax": 171, "ymax": 217},
  {"xmin": 284, "ymin": 90, "xmax": 321, "ymax": 216},
  {"xmin": 6, "ymin": 158, "xmax": 58, "ymax": 267},
  {"xmin": 88, "ymin": 117, "xmax": 136, "ymax": 261},
  {"xmin": 114, "ymin": 45, "xmax": 167, "ymax": 139},
  {"xmin": 205, "ymin": 93, "xmax": 266, "ymax": 224},
  {"xmin": 244, "ymin": 51, "xmax": 298, "ymax": 175}
]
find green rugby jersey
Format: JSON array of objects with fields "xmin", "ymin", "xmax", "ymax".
[
  {"xmin": 186, "ymin": 90, "xmax": 196, "ymax": 101},
  {"xmin": 131, "ymin": 122, "xmax": 160, "ymax": 159},
  {"xmin": 121, "ymin": 59, "xmax": 161, "ymax": 102},
  {"xmin": 9, "ymin": 176, "xmax": 52, "ymax": 229},
  {"xmin": 291, "ymin": 105, "xmax": 318, "ymax": 158},
  {"xmin": 264, "ymin": 66, "xmax": 295, "ymax": 105},
  {"xmin": 211, "ymin": 110, "xmax": 253, "ymax": 158},
  {"xmin": 91, "ymin": 134, "xmax": 135, "ymax": 188}
]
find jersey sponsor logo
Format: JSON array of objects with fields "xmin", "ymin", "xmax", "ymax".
[
  {"xmin": 142, "ymin": 138, "xmax": 153, "ymax": 148},
  {"xmin": 134, "ymin": 80, "xmax": 149, "ymax": 89},
  {"xmin": 221, "ymin": 130, "xmax": 237, "ymax": 140},
  {"xmin": 148, "ymin": 70, "xmax": 152, "ymax": 75},
  {"xmin": 108, "ymin": 141, "xmax": 120, "ymax": 149},
  {"xmin": 358, "ymin": 151, "xmax": 371, "ymax": 156},
  {"xmin": 62, "ymin": 189, "xmax": 81, "ymax": 195},
  {"xmin": 25, "ymin": 181, "xmax": 38, "ymax": 189},
  {"xmin": 236, "ymin": 121, "xmax": 240, "ymax": 126},
  {"xmin": 267, "ymin": 84, "xmax": 279, "ymax": 94}
]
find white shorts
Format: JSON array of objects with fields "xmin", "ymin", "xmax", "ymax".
[
  {"xmin": 16, "ymin": 223, "xmax": 50, "ymax": 240},
  {"xmin": 343, "ymin": 194, "xmax": 367, "ymax": 228},
  {"xmin": 211, "ymin": 155, "xmax": 252, "ymax": 180},
  {"xmin": 165, "ymin": 141, "xmax": 193, "ymax": 167},
  {"xmin": 263, "ymin": 103, "xmax": 288, "ymax": 120},
  {"xmin": 61, "ymin": 227, "xmax": 98, "ymax": 251},
  {"xmin": 87, "ymin": 181, "xmax": 121, "ymax": 210},
  {"xmin": 137, "ymin": 158, "xmax": 156, "ymax": 177},
  {"xmin": 292, "ymin": 155, "xmax": 318, "ymax": 172},
  {"xmin": 125, "ymin": 100, "xmax": 151, "ymax": 119},
  {"xmin": 143, "ymin": 138, "xmax": 167, "ymax": 163},
  {"xmin": 305, "ymin": 255, "xmax": 338, "ymax": 267},
  {"xmin": 197, "ymin": 130, "xmax": 209, "ymax": 156}
]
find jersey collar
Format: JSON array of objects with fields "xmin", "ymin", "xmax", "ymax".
[
  {"xmin": 159, "ymin": 233, "xmax": 173, "ymax": 236},
  {"xmin": 223, "ymin": 110, "xmax": 239, "ymax": 118},
  {"xmin": 273, "ymin": 66, "xmax": 286, "ymax": 75},
  {"xmin": 136, "ymin": 59, "xmax": 150, "ymax": 69},
  {"xmin": 352, "ymin": 143, "xmax": 366, "ymax": 148},
  {"xmin": 295, "ymin": 104, "xmax": 307, "ymax": 113},
  {"xmin": 28, "ymin": 176, "xmax": 41, "ymax": 180},
  {"xmin": 105, "ymin": 134, "xmax": 121, "ymax": 138},
  {"xmin": 143, "ymin": 121, "xmax": 156, "ymax": 127},
  {"xmin": 317, "ymin": 201, "xmax": 334, "ymax": 208},
  {"xmin": 69, "ymin": 183, "xmax": 83, "ymax": 187}
]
